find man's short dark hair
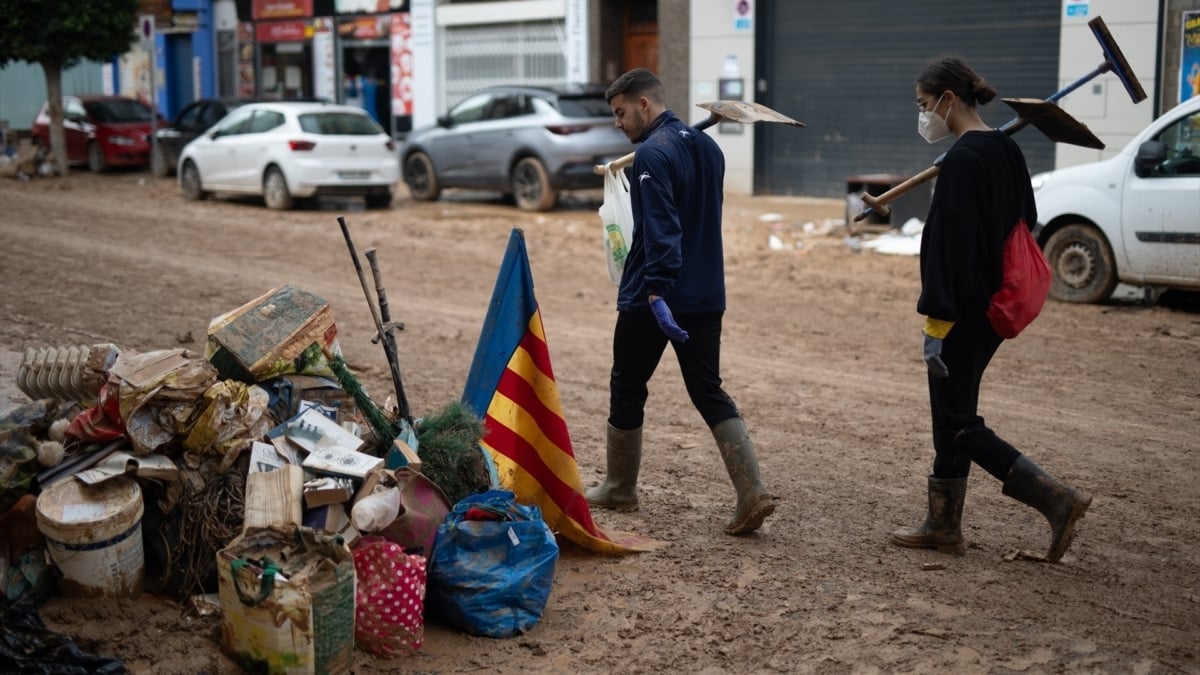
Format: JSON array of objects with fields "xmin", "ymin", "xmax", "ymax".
[{"xmin": 606, "ymin": 68, "xmax": 666, "ymax": 104}]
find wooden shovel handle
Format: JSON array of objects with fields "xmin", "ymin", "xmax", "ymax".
[{"xmin": 858, "ymin": 164, "xmax": 941, "ymax": 218}]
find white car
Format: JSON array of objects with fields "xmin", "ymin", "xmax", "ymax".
[
  {"xmin": 1032, "ymin": 96, "xmax": 1200, "ymax": 303},
  {"xmin": 178, "ymin": 101, "xmax": 399, "ymax": 210}
]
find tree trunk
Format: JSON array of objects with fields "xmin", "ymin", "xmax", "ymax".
[{"xmin": 42, "ymin": 61, "xmax": 68, "ymax": 177}]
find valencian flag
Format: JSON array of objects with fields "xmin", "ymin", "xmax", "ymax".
[{"xmin": 462, "ymin": 229, "xmax": 661, "ymax": 554}]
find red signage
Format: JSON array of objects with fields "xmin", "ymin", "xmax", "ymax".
[
  {"xmin": 390, "ymin": 13, "xmax": 413, "ymax": 116},
  {"xmin": 256, "ymin": 20, "xmax": 308, "ymax": 42},
  {"xmin": 252, "ymin": 0, "xmax": 313, "ymax": 20}
]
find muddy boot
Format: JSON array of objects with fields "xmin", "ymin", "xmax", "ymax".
[
  {"xmin": 585, "ymin": 424, "xmax": 642, "ymax": 511},
  {"xmin": 891, "ymin": 476, "xmax": 968, "ymax": 555},
  {"xmin": 1002, "ymin": 455, "xmax": 1092, "ymax": 563},
  {"xmin": 713, "ymin": 417, "xmax": 775, "ymax": 535}
]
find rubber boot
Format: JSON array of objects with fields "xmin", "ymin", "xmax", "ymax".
[
  {"xmin": 1002, "ymin": 455, "xmax": 1092, "ymax": 563},
  {"xmin": 891, "ymin": 476, "xmax": 968, "ymax": 555},
  {"xmin": 713, "ymin": 417, "xmax": 775, "ymax": 535},
  {"xmin": 585, "ymin": 424, "xmax": 642, "ymax": 511}
]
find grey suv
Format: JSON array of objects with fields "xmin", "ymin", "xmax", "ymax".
[{"xmin": 402, "ymin": 84, "xmax": 635, "ymax": 211}]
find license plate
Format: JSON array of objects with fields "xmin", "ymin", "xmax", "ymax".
[{"xmin": 338, "ymin": 170, "xmax": 370, "ymax": 180}]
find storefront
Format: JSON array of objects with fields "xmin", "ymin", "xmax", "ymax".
[
  {"xmin": 336, "ymin": 11, "xmax": 414, "ymax": 134},
  {"xmin": 233, "ymin": 0, "xmax": 412, "ymax": 136}
]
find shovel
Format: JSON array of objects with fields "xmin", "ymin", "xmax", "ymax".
[
  {"xmin": 593, "ymin": 100, "xmax": 804, "ymax": 175},
  {"xmin": 855, "ymin": 15, "xmax": 1147, "ymax": 224}
]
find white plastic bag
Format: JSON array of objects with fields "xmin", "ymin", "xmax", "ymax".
[{"xmin": 598, "ymin": 167, "xmax": 634, "ymax": 285}]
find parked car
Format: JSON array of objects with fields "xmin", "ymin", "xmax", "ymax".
[
  {"xmin": 1032, "ymin": 95, "xmax": 1200, "ymax": 303},
  {"xmin": 30, "ymin": 95, "xmax": 163, "ymax": 172},
  {"xmin": 178, "ymin": 101, "xmax": 399, "ymax": 210},
  {"xmin": 153, "ymin": 98, "xmax": 254, "ymax": 177},
  {"xmin": 153, "ymin": 96, "xmax": 330, "ymax": 177},
  {"xmin": 402, "ymin": 84, "xmax": 636, "ymax": 211}
]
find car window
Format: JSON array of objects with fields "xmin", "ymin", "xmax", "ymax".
[
  {"xmin": 202, "ymin": 103, "xmax": 230, "ymax": 129},
  {"xmin": 64, "ymin": 99, "xmax": 86, "ymax": 118},
  {"xmin": 248, "ymin": 110, "xmax": 286, "ymax": 134},
  {"xmin": 486, "ymin": 95, "xmax": 528, "ymax": 120},
  {"xmin": 449, "ymin": 93, "xmax": 491, "ymax": 124},
  {"xmin": 215, "ymin": 107, "xmax": 255, "ymax": 136},
  {"xmin": 176, "ymin": 103, "xmax": 203, "ymax": 130},
  {"xmin": 85, "ymin": 99, "xmax": 153, "ymax": 123},
  {"xmin": 556, "ymin": 95, "xmax": 612, "ymax": 118},
  {"xmin": 1152, "ymin": 110, "xmax": 1200, "ymax": 176},
  {"xmin": 298, "ymin": 111, "xmax": 381, "ymax": 135}
]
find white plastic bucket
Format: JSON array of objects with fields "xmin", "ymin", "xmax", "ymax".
[{"xmin": 35, "ymin": 476, "xmax": 145, "ymax": 598}]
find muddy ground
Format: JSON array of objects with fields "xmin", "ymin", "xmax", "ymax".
[{"xmin": 0, "ymin": 170, "xmax": 1197, "ymax": 674}]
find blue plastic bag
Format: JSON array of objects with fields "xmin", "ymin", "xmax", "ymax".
[{"xmin": 427, "ymin": 489, "xmax": 559, "ymax": 638}]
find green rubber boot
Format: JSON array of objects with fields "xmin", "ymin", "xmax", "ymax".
[
  {"xmin": 713, "ymin": 417, "xmax": 775, "ymax": 535},
  {"xmin": 891, "ymin": 476, "xmax": 968, "ymax": 555},
  {"xmin": 1002, "ymin": 455, "xmax": 1092, "ymax": 563},
  {"xmin": 585, "ymin": 424, "xmax": 642, "ymax": 512}
]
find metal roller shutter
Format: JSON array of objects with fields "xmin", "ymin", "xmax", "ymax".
[{"xmin": 753, "ymin": 0, "xmax": 1061, "ymax": 199}]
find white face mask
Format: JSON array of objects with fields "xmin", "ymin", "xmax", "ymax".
[{"xmin": 917, "ymin": 93, "xmax": 951, "ymax": 144}]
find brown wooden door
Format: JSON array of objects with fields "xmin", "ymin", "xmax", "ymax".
[{"xmin": 623, "ymin": 2, "xmax": 658, "ymax": 72}]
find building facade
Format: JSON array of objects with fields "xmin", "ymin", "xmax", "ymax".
[{"xmin": 4, "ymin": 0, "xmax": 1193, "ymax": 199}]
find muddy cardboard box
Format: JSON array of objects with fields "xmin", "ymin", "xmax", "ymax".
[
  {"xmin": 206, "ymin": 285, "xmax": 339, "ymax": 383},
  {"xmin": 217, "ymin": 526, "xmax": 355, "ymax": 674}
]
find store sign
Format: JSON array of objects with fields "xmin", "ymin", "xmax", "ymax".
[
  {"xmin": 1183, "ymin": 10, "xmax": 1200, "ymax": 104},
  {"xmin": 338, "ymin": 16, "xmax": 388, "ymax": 39},
  {"xmin": 257, "ymin": 20, "xmax": 309, "ymax": 42},
  {"xmin": 390, "ymin": 13, "xmax": 413, "ymax": 116},
  {"xmin": 253, "ymin": 0, "xmax": 314, "ymax": 20}
]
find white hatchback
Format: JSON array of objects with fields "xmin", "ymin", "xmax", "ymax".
[{"xmin": 178, "ymin": 101, "xmax": 399, "ymax": 210}]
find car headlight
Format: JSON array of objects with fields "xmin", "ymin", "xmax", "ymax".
[{"xmin": 108, "ymin": 136, "xmax": 136, "ymax": 146}]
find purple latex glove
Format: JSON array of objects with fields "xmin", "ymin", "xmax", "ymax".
[{"xmin": 650, "ymin": 297, "xmax": 689, "ymax": 342}]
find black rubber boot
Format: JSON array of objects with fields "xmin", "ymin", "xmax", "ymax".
[
  {"xmin": 585, "ymin": 424, "xmax": 642, "ymax": 512},
  {"xmin": 713, "ymin": 417, "xmax": 775, "ymax": 535},
  {"xmin": 1002, "ymin": 455, "xmax": 1092, "ymax": 563},
  {"xmin": 891, "ymin": 476, "xmax": 968, "ymax": 555}
]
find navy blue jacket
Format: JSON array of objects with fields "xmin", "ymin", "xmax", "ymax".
[{"xmin": 617, "ymin": 110, "xmax": 727, "ymax": 313}]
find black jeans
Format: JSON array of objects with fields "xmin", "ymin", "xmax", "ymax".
[
  {"xmin": 608, "ymin": 310, "xmax": 740, "ymax": 431},
  {"xmin": 928, "ymin": 311, "xmax": 1020, "ymax": 480}
]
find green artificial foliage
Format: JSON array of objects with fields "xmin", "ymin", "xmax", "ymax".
[
  {"xmin": 326, "ymin": 354, "xmax": 397, "ymax": 454},
  {"xmin": 415, "ymin": 401, "xmax": 491, "ymax": 506}
]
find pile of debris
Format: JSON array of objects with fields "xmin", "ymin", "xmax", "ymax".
[
  {"xmin": 0, "ymin": 140, "xmax": 53, "ymax": 181},
  {"xmin": 0, "ymin": 282, "xmax": 497, "ymax": 671}
]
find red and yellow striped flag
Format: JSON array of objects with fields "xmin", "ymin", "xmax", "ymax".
[{"xmin": 462, "ymin": 229, "xmax": 661, "ymax": 553}]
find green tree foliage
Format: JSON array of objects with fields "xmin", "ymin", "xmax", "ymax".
[{"xmin": 0, "ymin": 0, "xmax": 140, "ymax": 175}]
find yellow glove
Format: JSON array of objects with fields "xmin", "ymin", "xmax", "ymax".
[{"xmin": 922, "ymin": 317, "xmax": 955, "ymax": 339}]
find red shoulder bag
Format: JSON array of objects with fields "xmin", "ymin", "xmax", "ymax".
[{"xmin": 986, "ymin": 218, "xmax": 1052, "ymax": 339}]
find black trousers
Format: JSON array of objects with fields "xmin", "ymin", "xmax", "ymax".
[
  {"xmin": 608, "ymin": 310, "xmax": 740, "ymax": 431},
  {"xmin": 928, "ymin": 311, "xmax": 1021, "ymax": 481}
]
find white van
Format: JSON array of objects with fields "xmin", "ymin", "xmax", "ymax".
[{"xmin": 1032, "ymin": 96, "xmax": 1200, "ymax": 303}]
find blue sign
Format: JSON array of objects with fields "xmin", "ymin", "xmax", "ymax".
[{"xmin": 1066, "ymin": 3, "xmax": 1089, "ymax": 17}]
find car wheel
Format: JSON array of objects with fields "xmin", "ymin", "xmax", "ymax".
[
  {"xmin": 151, "ymin": 146, "xmax": 172, "ymax": 178},
  {"xmin": 1043, "ymin": 222, "xmax": 1119, "ymax": 304},
  {"xmin": 263, "ymin": 167, "xmax": 294, "ymax": 210},
  {"xmin": 512, "ymin": 157, "xmax": 556, "ymax": 211},
  {"xmin": 180, "ymin": 161, "xmax": 207, "ymax": 201},
  {"xmin": 87, "ymin": 142, "xmax": 108, "ymax": 173},
  {"xmin": 365, "ymin": 191, "xmax": 394, "ymax": 209},
  {"xmin": 404, "ymin": 152, "xmax": 441, "ymax": 201}
]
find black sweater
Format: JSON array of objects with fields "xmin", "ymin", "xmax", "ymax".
[{"xmin": 918, "ymin": 130, "xmax": 1037, "ymax": 323}]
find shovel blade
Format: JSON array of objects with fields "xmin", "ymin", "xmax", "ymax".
[
  {"xmin": 1002, "ymin": 98, "xmax": 1105, "ymax": 150},
  {"xmin": 696, "ymin": 100, "xmax": 805, "ymax": 127}
]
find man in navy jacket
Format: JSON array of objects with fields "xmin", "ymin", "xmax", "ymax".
[{"xmin": 585, "ymin": 68, "xmax": 775, "ymax": 536}]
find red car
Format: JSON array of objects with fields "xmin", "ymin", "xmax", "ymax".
[{"xmin": 31, "ymin": 95, "xmax": 163, "ymax": 172}]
